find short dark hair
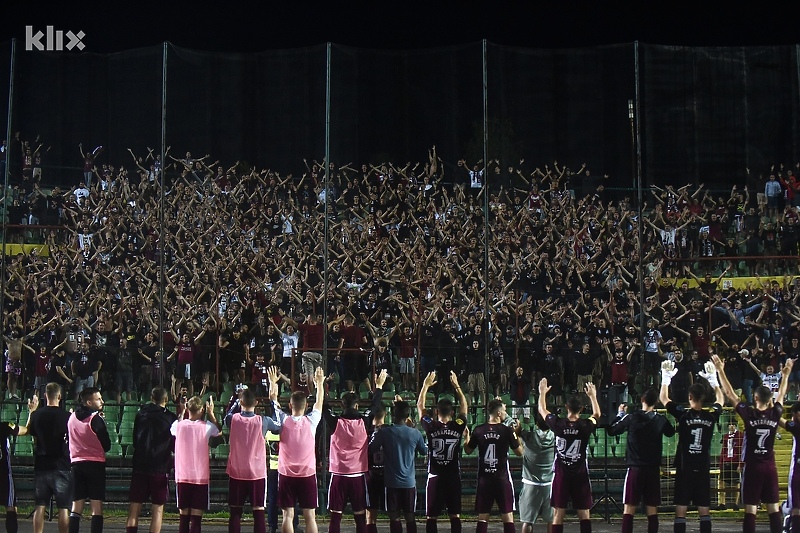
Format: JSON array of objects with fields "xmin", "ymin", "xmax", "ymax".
[
  {"xmin": 240, "ymin": 388, "xmax": 257, "ymax": 408},
  {"xmin": 688, "ymin": 383, "xmax": 707, "ymax": 403},
  {"xmin": 392, "ymin": 401, "xmax": 411, "ymax": 423},
  {"xmin": 341, "ymin": 392, "xmax": 359, "ymax": 411},
  {"xmin": 151, "ymin": 386, "xmax": 168, "ymax": 405},
  {"xmin": 641, "ymin": 388, "xmax": 659, "ymax": 407},
  {"xmin": 754, "ymin": 385, "xmax": 772, "ymax": 405},
  {"xmin": 290, "ymin": 391, "xmax": 307, "ymax": 409},
  {"xmin": 373, "ymin": 403, "xmax": 386, "ymax": 420},
  {"xmin": 566, "ymin": 395, "xmax": 583, "ymax": 415},
  {"xmin": 791, "ymin": 402, "xmax": 800, "ymax": 415},
  {"xmin": 487, "ymin": 399, "xmax": 505, "ymax": 416},
  {"xmin": 80, "ymin": 387, "xmax": 101, "ymax": 405},
  {"xmin": 437, "ymin": 398, "xmax": 454, "ymax": 418}
]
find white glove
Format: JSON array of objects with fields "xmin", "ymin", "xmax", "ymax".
[
  {"xmin": 699, "ymin": 361, "xmax": 719, "ymax": 388},
  {"xmin": 661, "ymin": 360, "xmax": 678, "ymax": 386}
]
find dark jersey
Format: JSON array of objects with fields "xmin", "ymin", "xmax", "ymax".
[
  {"xmin": 421, "ymin": 414, "xmax": 467, "ymax": 476},
  {"xmin": 784, "ymin": 420, "xmax": 800, "ymax": 464},
  {"xmin": 368, "ymin": 425, "xmax": 385, "ymax": 480},
  {"xmin": 0, "ymin": 422, "xmax": 20, "ymax": 472},
  {"xmin": 666, "ymin": 401, "xmax": 722, "ymax": 470},
  {"xmin": 735, "ymin": 402, "xmax": 782, "ymax": 464},
  {"xmin": 545, "ymin": 414, "xmax": 596, "ymax": 472},
  {"xmin": 607, "ymin": 409, "xmax": 675, "ymax": 467},
  {"xmin": 467, "ymin": 423, "xmax": 520, "ymax": 479}
]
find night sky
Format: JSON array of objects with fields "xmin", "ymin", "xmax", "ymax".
[{"xmin": 1, "ymin": 3, "xmax": 798, "ymax": 53}]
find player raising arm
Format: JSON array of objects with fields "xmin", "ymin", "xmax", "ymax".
[
  {"xmin": 714, "ymin": 354, "xmax": 793, "ymax": 533},
  {"xmin": 660, "ymin": 360, "xmax": 724, "ymax": 533},
  {"xmin": 538, "ymin": 379, "xmax": 601, "ymax": 533}
]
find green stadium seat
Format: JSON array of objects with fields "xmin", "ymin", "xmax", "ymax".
[
  {"xmin": 120, "ymin": 430, "xmax": 134, "ymax": 446},
  {"xmin": 215, "ymin": 444, "xmax": 230, "ymax": 459},
  {"xmin": 103, "ymin": 405, "xmax": 120, "ymax": 422},
  {"xmin": 15, "ymin": 442, "xmax": 33, "ymax": 456},
  {"xmin": 589, "ymin": 432, "xmax": 606, "ymax": 458},
  {"xmin": 108, "ymin": 444, "xmax": 123, "ymax": 458},
  {"xmin": 610, "ymin": 433, "xmax": 627, "ymax": 458},
  {"xmin": 1, "ymin": 404, "xmax": 18, "ymax": 424}
]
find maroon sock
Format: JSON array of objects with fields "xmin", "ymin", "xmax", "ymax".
[
  {"xmin": 189, "ymin": 515, "xmax": 202, "ymax": 533},
  {"xmin": 450, "ymin": 517, "xmax": 462, "ymax": 533},
  {"xmin": 329, "ymin": 513, "xmax": 342, "ymax": 533},
  {"xmin": 253, "ymin": 510, "xmax": 266, "ymax": 533},
  {"xmin": 407, "ymin": 519, "xmax": 417, "ymax": 533},
  {"xmin": 770, "ymin": 512, "xmax": 783, "ymax": 533},
  {"xmin": 426, "ymin": 519, "xmax": 437, "ymax": 533},
  {"xmin": 354, "ymin": 514, "xmax": 367, "ymax": 533},
  {"xmin": 179, "ymin": 515, "xmax": 190, "ymax": 533},
  {"xmin": 744, "ymin": 513, "xmax": 756, "ymax": 533},
  {"xmin": 229, "ymin": 508, "xmax": 242, "ymax": 533},
  {"xmin": 552, "ymin": 525, "xmax": 564, "ymax": 533},
  {"xmin": 476, "ymin": 521, "xmax": 489, "ymax": 533},
  {"xmin": 368, "ymin": 524, "xmax": 378, "ymax": 533},
  {"xmin": 622, "ymin": 514, "xmax": 634, "ymax": 533},
  {"xmin": 792, "ymin": 515, "xmax": 800, "ymax": 533},
  {"xmin": 126, "ymin": 527, "xmax": 137, "ymax": 533},
  {"xmin": 390, "ymin": 520, "xmax": 403, "ymax": 533},
  {"xmin": 503, "ymin": 523, "xmax": 516, "ymax": 533},
  {"xmin": 648, "ymin": 514, "xmax": 659, "ymax": 533},
  {"xmin": 580, "ymin": 519, "xmax": 592, "ymax": 533}
]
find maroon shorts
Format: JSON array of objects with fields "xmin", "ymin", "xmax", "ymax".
[
  {"xmin": 550, "ymin": 463, "xmax": 592, "ymax": 510},
  {"xmin": 277, "ymin": 474, "xmax": 318, "ymax": 510},
  {"xmin": 327, "ymin": 474, "xmax": 368, "ymax": 513},
  {"xmin": 622, "ymin": 466, "xmax": 661, "ymax": 507},
  {"xmin": 367, "ymin": 473, "xmax": 385, "ymax": 510},
  {"xmin": 385, "ymin": 487, "xmax": 417, "ymax": 513},
  {"xmin": 673, "ymin": 468, "xmax": 710, "ymax": 507},
  {"xmin": 426, "ymin": 473, "xmax": 462, "ymax": 516},
  {"xmin": 474, "ymin": 476, "xmax": 515, "ymax": 514},
  {"xmin": 229, "ymin": 477, "xmax": 267, "ymax": 508},
  {"xmin": 129, "ymin": 472, "xmax": 169, "ymax": 505},
  {"xmin": 176, "ymin": 483, "xmax": 209, "ymax": 511},
  {"xmin": 741, "ymin": 462, "xmax": 779, "ymax": 506}
]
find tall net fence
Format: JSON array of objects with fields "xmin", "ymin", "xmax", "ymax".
[{"xmin": 2, "ymin": 40, "xmax": 800, "ymax": 402}]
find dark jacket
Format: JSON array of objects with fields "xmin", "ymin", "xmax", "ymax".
[
  {"xmin": 607, "ymin": 409, "xmax": 675, "ymax": 467},
  {"xmin": 132, "ymin": 402, "xmax": 178, "ymax": 474}
]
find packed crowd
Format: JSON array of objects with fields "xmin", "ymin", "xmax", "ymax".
[{"xmin": 3, "ymin": 136, "xmax": 800, "ymax": 408}]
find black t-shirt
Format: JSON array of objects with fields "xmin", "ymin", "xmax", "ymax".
[
  {"xmin": 666, "ymin": 401, "xmax": 722, "ymax": 470},
  {"xmin": 28, "ymin": 406, "xmax": 71, "ymax": 471},
  {"xmin": 47, "ymin": 354, "xmax": 70, "ymax": 384}
]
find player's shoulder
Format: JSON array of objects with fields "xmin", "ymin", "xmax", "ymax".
[{"xmin": 447, "ymin": 416, "xmax": 467, "ymax": 431}]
